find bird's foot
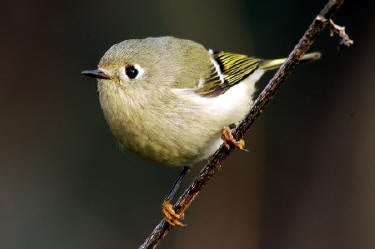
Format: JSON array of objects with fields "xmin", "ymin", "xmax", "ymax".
[
  {"xmin": 162, "ymin": 200, "xmax": 185, "ymax": 227},
  {"xmin": 221, "ymin": 127, "xmax": 247, "ymax": 151}
]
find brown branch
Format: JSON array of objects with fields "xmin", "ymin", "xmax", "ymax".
[
  {"xmin": 328, "ymin": 19, "xmax": 354, "ymax": 48},
  {"xmin": 139, "ymin": 0, "xmax": 350, "ymax": 248}
]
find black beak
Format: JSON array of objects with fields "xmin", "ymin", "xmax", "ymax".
[{"xmin": 81, "ymin": 69, "xmax": 111, "ymax": 79}]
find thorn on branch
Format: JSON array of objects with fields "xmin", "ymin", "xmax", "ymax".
[
  {"xmin": 316, "ymin": 15, "xmax": 353, "ymax": 49},
  {"xmin": 328, "ymin": 19, "xmax": 354, "ymax": 48}
]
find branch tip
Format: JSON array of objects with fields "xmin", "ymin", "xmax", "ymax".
[{"xmin": 328, "ymin": 19, "xmax": 354, "ymax": 48}]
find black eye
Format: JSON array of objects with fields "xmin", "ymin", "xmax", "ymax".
[{"xmin": 125, "ymin": 65, "xmax": 138, "ymax": 79}]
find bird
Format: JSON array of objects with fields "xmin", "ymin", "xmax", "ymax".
[{"xmin": 81, "ymin": 36, "xmax": 320, "ymax": 226}]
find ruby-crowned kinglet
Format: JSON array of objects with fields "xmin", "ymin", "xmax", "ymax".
[{"xmin": 82, "ymin": 36, "xmax": 320, "ymax": 226}]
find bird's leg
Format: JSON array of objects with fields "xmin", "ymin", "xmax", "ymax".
[
  {"xmin": 162, "ymin": 166, "xmax": 190, "ymax": 227},
  {"xmin": 221, "ymin": 126, "xmax": 247, "ymax": 150}
]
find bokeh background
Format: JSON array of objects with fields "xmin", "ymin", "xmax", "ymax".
[{"xmin": 1, "ymin": 0, "xmax": 374, "ymax": 248}]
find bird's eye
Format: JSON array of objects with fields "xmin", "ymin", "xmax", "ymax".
[{"xmin": 125, "ymin": 65, "xmax": 139, "ymax": 79}]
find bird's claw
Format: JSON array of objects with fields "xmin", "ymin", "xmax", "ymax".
[
  {"xmin": 221, "ymin": 127, "xmax": 247, "ymax": 151},
  {"xmin": 162, "ymin": 200, "xmax": 186, "ymax": 227}
]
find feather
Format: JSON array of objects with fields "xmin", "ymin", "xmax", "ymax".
[
  {"xmin": 195, "ymin": 50, "xmax": 321, "ymax": 97},
  {"xmin": 196, "ymin": 51, "xmax": 262, "ymax": 97}
]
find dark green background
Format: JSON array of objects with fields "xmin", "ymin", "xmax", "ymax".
[{"xmin": 1, "ymin": 0, "xmax": 374, "ymax": 248}]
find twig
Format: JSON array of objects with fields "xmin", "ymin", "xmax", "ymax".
[
  {"xmin": 139, "ymin": 0, "xmax": 350, "ymax": 248},
  {"xmin": 328, "ymin": 19, "xmax": 354, "ymax": 48}
]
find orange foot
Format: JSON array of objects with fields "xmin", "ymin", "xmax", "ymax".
[
  {"xmin": 162, "ymin": 200, "xmax": 185, "ymax": 227},
  {"xmin": 221, "ymin": 127, "xmax": 247, "ymax": 151}
]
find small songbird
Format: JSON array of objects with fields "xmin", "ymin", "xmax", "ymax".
[{"xmin": 82, "ymin": 36, "xmax": 320, "ymax": 226}]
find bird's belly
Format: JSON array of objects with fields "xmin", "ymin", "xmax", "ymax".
[
  {"xmin": 109, "ymin": 117, "xmax": 220, "ymax": 167},
  {"xmin": 98, "ymin": 80, "xmax": 254, "ymax": 167},
  {"xmin": 98, "ymin": 87, "xmax": 217, "ymax": 166}
]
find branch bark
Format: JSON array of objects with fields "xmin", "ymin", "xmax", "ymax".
[{"xmin": 139, "ymin": 0, "xmax": 349, "ymax": 248}]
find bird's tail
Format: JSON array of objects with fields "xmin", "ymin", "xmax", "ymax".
[{"xmin": 259, "ymin": 52, "xmax": 321, "ymax": 71}]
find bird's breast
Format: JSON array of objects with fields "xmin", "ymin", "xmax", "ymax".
[{"xmin": 97, "ymin": 83, "xmax": 216, "ymax": 166}]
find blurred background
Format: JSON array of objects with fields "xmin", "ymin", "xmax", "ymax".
[{"xmin": 1, "ymin": 0, "xmax": 374, "ymax": 248}]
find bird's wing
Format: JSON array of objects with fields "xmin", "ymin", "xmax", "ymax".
[{"xmin": 195, "ymin": 50, "xmax": 263, "ymax": 97}]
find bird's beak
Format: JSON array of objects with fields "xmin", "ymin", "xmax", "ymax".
[{"xmin": 81, "ymin": 69, "xmax": 111, "ymax": 80}]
